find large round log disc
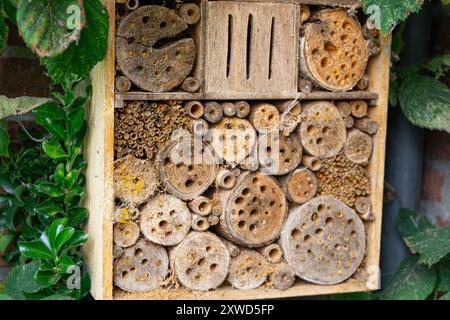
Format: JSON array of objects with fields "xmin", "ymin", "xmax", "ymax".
[
  {"xmin": 158, "ymin": 139, "xmax": 218, "ymax": 201},
  {"xmin": 299, "ymin": 9, "xmax": 368, "ymax": 91},
  {"xmin": 299, "ymin": 101, "xmax": 346, "ymax": 159},
  {"xmin": 140, "ymin": 194, "xmax": 191, "ymax": 246},
  {"xmin": 219, "ymin": 173, "xmax": 288, "ymax": 247},
  {"xmin": 172, "ymin": 232, "xmax": 230, "ymax": 291},
  {"xmin": 114, "ymin": 239, "xmax": 169, "ymax": 292},
  {"xmin": 280, "ymin": 196, "xmax": 365, "ymax": 285},
  {"xmin": 116, "ymin": 5, "xmax": 196, "ymax": 92}
]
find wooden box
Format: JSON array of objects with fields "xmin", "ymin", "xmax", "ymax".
[{"xmin": 84, "ymin": 0, "xmax": 391, "ymax": 300}]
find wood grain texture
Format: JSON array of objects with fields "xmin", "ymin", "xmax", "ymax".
[{"xmin": 205, "ymin": 1, "xmax": 298, "ymax": 95}]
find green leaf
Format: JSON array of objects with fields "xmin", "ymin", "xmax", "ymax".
[
  {"xmin": 41, "ymin": 294, "xmax": 75, "ymax": 300},
  {"xmin": 362, "ymin": 0, "xmax": 424, "ymax": 34},
  {"xmin": 63, "ymin": 230, "xmax": 88, "ymax": 250},
  {"xmin": 41, "ymin": 0, "xmax": 108, "ymax": 89},
  {"xmin": 58, "ymin": 256, "xmax": 75, "ymax": 273},
  {"xmin": 54, "ymin": 228, "xmax": 75, "ymax": 253},
  {"xmin": 425, "ymin": 54, "xmax": 450, "ymax": 79},
  {"xmin": 16, "ymin": 0, "xmax": 85, "ymax": 57},
  {"xmin": 399, "ymin": 75, "xmax": 450, "ymax": 132},
  {"xmin": 389, "ymin": 75, "xmax": 399, "ymax": 107},
  {"xmin": 1, "ymin": 0, "xmax": 18, "ymax": 22},
  {"xmin": 436, "ymin": 259, "xmax": 450, "ymax": 293},
  {"xmin": 440, "ymin": 293, "xmax": 450, "ymax": 300},
  {"xmin": 67, "ymin": 107, "xmax": 85, "ymax": 137},
  {"xmin": 18, "ymin": 240, "xmax": 54, "ymax": 260},
  {"xmin": 406, "ymin": 227, "xmax": 450, "ymax": 266},
  {"xmin": 0, "ymin": 232, "xmax": 14, "ymax": 253},
  {"xmin": 33, "ymin": 102, "xmax": 65, "ymax": 120},
  {"xmin": 0, "ymin": 119, "xmax": 9, "ymax": 157},
  {"xmin": 35, "ymin": 115, "xmax": 66, "ymax": 140},
  {"xmin": 64, "ymin": 169, "xmax": 79, "ymax": 189},
  {"xmin": 35, "ymin": 199, "xmax": 62, "ymax": 216},
  {"xmin": 0, "ymin": 14, "xmax": 8, "ymax": 49},
  {"xmin": 35, "ymin": 269, "xmax": 60, "ymax": 287},
  {"xmin": 54, "ymin": 163, "xmax": 65, "ymax": 186},
  {"xmin": 0, "ymin": 294, "xmax": 12, "ymax": 300},
  {"xmin": 42, "ymin": 138, "xmax": 67, "ymax": 159},
  {"xmin": 33, "ymin": 181, "xmax": 65, "ymax": 197},
  {"xmin": 442, "ymin": 0, "xmax": 450, "ymax": 4},
  {"xmin": 397, "ymin": 208, "xmax": 434, "ymax": 239},
  {"xmin": 381, "ymin": 255, "xmax": 437, "ymax": 300},
  {"xmin": 5, "ymin": 264, "xmax": 26, "ymax": 299},
  {"xmin": 45, "ymin": 218, "xmax": 68, "ymax": 252},
  {"xmin": 6, "ymin": 261, "xmax": 46, "ymax": 298},
  {"xmin": 0, "ymin": 95, "xmax": 53, "ymax": 119},
  {"xmin": 68, "ymin": 207, "xmax": 88, "ymax": 226}
]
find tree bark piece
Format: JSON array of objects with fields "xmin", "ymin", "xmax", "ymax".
[
  {"xmin": 280, "ymin": 167, "xmax": 318, "ymax": 204},
  {"xmin": 336, "ymin": 101, "xmax": 352, "ymax": 118},
  {"xmin": 222, "ymin": 102, "xmax": 236, "ymax": 117},
  {"xmin": 114, "ymin": 156, "xmax": 159, "ymax": 205},
  {"xmin": 344, "ymin": 129, "xmax": 373, "ymax": 164},
  {"xmin": 235, "ymin": 101, "xmax": 251, "ymax": 118},
  {"xmin": 116, "ymin": 5, "xmax": 196, "ymax": 92},
  {"xmin": 227, "ymin": 250, "xmax": 269, "ymax": 290},
  {"xmin": 189, "ymin": 196, "xmax": 212, "ymax": 217},
  {"xmin": 299, "ymin": 101, "xmax": 346, "ymax": 159},
  {"xmin": 258, "ymin": 243, "xmax": 283, "ymax": 264},
  {"xmin": 184, "ymin": 101, "xmax": 204, "ymax": 119},
  {"xmin": 172, "ymin": 232, "xmax": 230, "ymax": 291},
  {"xmin": 140, "ymin": 194, "xmax": 191, "ymax": 246},
  {"xmin": 115, "ymin": 76, "xmax": 132, "ymax": 93},
  {"xmin": 250, "ymin": 103, "xmax": 280, "ymax": 134},
  {"xmin": 177, "ymin": 3, "xmax": 201, "ymax": 25},
  {"xmin": 301, "ymin": 155, "xmax": 322, "ymax": 172},
  {"xmin": 216, "ymin": 168, "xmax": 236, "ymax": 190},
  {"xmin": 350, "ymin": 100, "xmax": 368, "ymax": 118},
  {"xmin": 181, "ymin": 77, "xmax": 201, "ymax": 93},
  {"xmin": 280, "ymin": 196, "xmax": 365, "ymax": 285},
  {"xmin": 271, "ymin": 263, "xmax": 296, "ymax": 290},
  {"xmin": 204, "ymin": 102, "xmax": 223, "ymax": 124},
  {"xmin": 158, "ymin": 139, "xmax": 218, "ymax": 201},
  {"xmin": 191, "ymin": 214, "xmax": 210, "ymax": 231},
  {"xmin": 114, "ymin": 239, "xmax": 169, "ymax": 293},
  {"xmin": 209, "ymin": 117, "xmax": 257, "ymax": 167},
  {"xmin": 114, "ymin": 221, "xmax": 140, "ymax": 248},
  {"xmin": 354, "ymin": 196, "xmax": 373, "ymax": 221},
  {"xmin": 354, "ymin": 117, "xmax": 379, "ymax": 135},
  {"xmin": 216, "ymin": 172, "xmax": 288, "ymax": 247},
  {"xmin": 299, "ymin": 9, "xmax": 369, "ymax": 91},
  {"xmin": 259, "ymin": 132, "xmax": 302, "ymax": 176}
]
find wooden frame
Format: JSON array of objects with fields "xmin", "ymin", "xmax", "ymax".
[{"xmin": 85, "ymin": 0, "xmax": 391, "ymax": 300}]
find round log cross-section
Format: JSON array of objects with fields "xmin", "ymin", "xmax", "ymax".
[
  {"xmin": 227, "ymin": 250, "xmax": 269, "ymax": 290},
  {"xmin": 116, "ymin": 5, "xmax": 196, "ymax": 92},
  {"xmin": 140, "ymin": 194, "xmax": 191, "ymax": 246},
  {"xmin": 299, "ymin": 9, "xmax": 369, "ymax": 91},
  {"xmin": 299, "ymin": 101, "xmax": 346, "ymax": 159},
  {"xmin": 172, "ymin": 232, "xmax": 230, "ymax": 291},
  {"xmin": 280, "ymin": 196, "xmax": 366, "ymax": 285},
  {"xmin": 158, "ymin": 139, "xmax": 218, "ymax": 201},
  {"xmin": 114, "ymin": 239, "xmax": 169, "ymax": 293},
  {"xmin": 217, "ymin": 173, "xmax": 288, "ymax": 247}
]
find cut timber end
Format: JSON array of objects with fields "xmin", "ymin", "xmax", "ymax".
[
  {"xmin": 354, "ymin": 117, "xmax": 379, "ymax": 135},
  {"xmin": 189, "ymin": 196, "xmax": 212, "ymax": 217},
  {"xmin": 216, "ymin": 168, "xmax": 237, "ymax": 190},
  {"xmin": 250, "ymin": 103, "xmax": 280, "ymax": 133},
  {"xmin": 177, "ymin": 3, "xmax": 201, "ymax": 25},
  {"xmin": 299, "ymin": 101, "xmax": 346, "ymax": 159},
  {"xmin": 350, "ymin": 100, "xmax": 368, "ymax": 118},
  {"xmin": 217, "ymin": 173, "xmax": 288, "ymax": 247},
  {"xmin": 344, "ymin": 129, "xmax": 373, "ymax": 165},
  {"xmin": 299, "ymin": 9, "xmax": 368, "ymax": 91},
  {"xmin": 258, "ymin": 243, "xmax": 284, "ymax": 264},
  {"xmin": 235, "ymin": 101, "xmax": 251, "ymax": 118},
  {"xmin": 113, "ymin": 221, "xmax": 140, "ymax": 248},
  {"xmin": 181, "ymin": 77, "xmax": 201, "ymax": 93},
  {"xmin": 271, "ymin": 263, "xmax": 295, "ymax": 290},
  {"xmin": 116, "ymin": 5, "xmax": 196, "ymax": 92},
  {"xmin": 280, "ymin": 167, "xmax": 318, "ymax": 204},
  {"xmin": 140, "ymin": 194, "xmax": 191, "ymax": 246},
  {"xmin": 280, "ymin": 196, "xmax": 365, "ymax": 285},
  {"xmin": 192, "ymin": 214, "xmax": 210, "ymax": 231},
  {"xmin": 113, "ymin": 239, "xmax": 169, "ymax": 293},
  {"xmin": 115, "ymin": 76, "xmax": 131, "ymax": 93},
  {"xmin": 172, "ymin": 232, "xmax": 230, "ymax": 291},
  {"xmin": 204, "ymin": 102, "xmax": 224, "ymax": 123},
  {"xmin": 184, "ymin": 101, "xmax": 204, "ymax": 119},
  {"xmin": 227, "ymin": 250, "xmax": 269, "ymax": 290}
]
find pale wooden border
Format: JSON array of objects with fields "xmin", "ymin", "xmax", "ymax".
[{"xmin": 84, "ymin": 0, "xmax": 391, "ymax": 300}]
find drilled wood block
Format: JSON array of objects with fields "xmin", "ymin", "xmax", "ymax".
[{"xmin": 205, "ymin": 1, "xmax": 298, "ymax": 95}]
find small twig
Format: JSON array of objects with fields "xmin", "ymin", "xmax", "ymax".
[{"xmin": 13, "ymin": 120, "xmax": 45, "ymax": 143}]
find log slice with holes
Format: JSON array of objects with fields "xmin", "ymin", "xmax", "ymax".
[
  {"xmin": 114, "ymin": 221, "xmax": 140, "ymax": 247},
  {"xmin": 299, "ymin": 101, "xmax": 346, "ymax": 159},
  {"xmin": 280, "ymin": 168, "xmax": 318, "ymax": 204},
  {"xmin": 227, "ymin": 249, "xmax": 269, "ymax": 290},
  {"xmin": 114, "ymin": 239, "xmax": 169, "ymax": 293},
  {"xmin": 172, "ymin": 232, "xmax": 230, "ymax": 291},
  {"xmin": 299, "ymin": 9, "xmax": 369, "ymax": 91},
  {"xmin": 217, "ymin": 173, "xmax": 288, "ymax": 247},
  {"xmin": 116, "ymin": 5, "xmax": 196, "ymax": 92},
  {"xmin": 280, "ymin": 196, "xmax": 365, "ymax": 285},
  {"xmin": 140, "ymin": 194, "xmax": 191, "ymax": 246},
  {"xmin": 158, "ymin": 139, "xmax": 218, "ymax": 201},
  {"xmin": 344, "ymin": 129, "xmax": 373, "ymax": 164},
  {"xmin": 208, "ymin": 117, "xmax": 257, "ymax": 167},
  {"xmin": 258, "ymin": 131, "xmax": 302, "ymax": 176}
]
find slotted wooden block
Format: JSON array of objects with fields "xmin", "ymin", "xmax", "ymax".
[{"xmin": 204, "ymin": 1, "xmax": 298, "ymax": 95}]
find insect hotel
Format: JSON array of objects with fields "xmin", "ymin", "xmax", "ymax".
[{"xmin": 84, "ymin": 0, "xmax": 391, "ymax": 299}]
